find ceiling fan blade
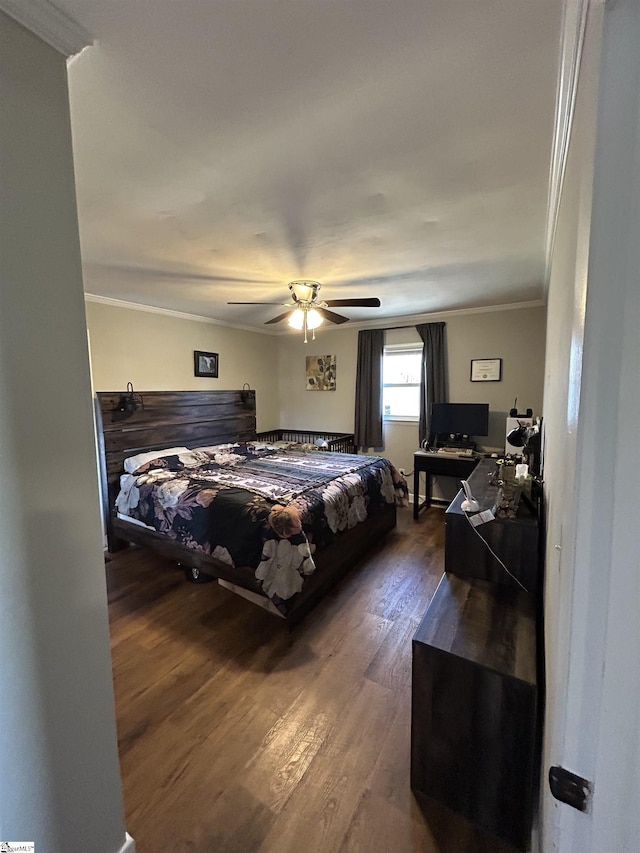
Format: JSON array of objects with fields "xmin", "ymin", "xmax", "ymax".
[
  {"xmin": 264, "ymin": 310, "xmax": 294, "ymax": 325},
  {"xmin": 228, "ymin": 301, "xmax": 288, "ymax": 305},
  {"xmin": 323, "ymin": 298, "xmax": 381, "ymax": 308},
  {"xmin": 315, "ymin": 307, "xmax": 350, "ymax": 325}
]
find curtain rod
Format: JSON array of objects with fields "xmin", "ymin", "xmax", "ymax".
[
  {"xmin": 359, "ymin": 323, "xmax": 418, "ymax": 332},
  {"xmin": 383, "ymin": 324, "xmax": 418, "ymax": 331},
  {"xmin": 361, "ymin": 321, "xmax": 445, "ymax": 331}
]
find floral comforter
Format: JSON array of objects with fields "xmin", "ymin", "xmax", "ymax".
[{"xmin": 115, "ymin": 442, "xmax": 408, "ymax": 615}]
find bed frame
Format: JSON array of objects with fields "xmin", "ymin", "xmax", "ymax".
[{"xmin": 95, "ymin": 389, "xmax": 396, "ymax": 626}]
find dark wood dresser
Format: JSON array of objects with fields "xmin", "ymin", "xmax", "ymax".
[
  {"xmin": 411, "ymin": 573, "xmax": 537, "ymax": 849},
  {"xmin": 411, "ymin": 458, "xmax": 542, "ymax": 850},
  {"xmin": 444, "ymin": 458, "xmax": 540, "ymax": 593}
]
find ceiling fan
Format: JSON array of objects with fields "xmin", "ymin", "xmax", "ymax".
[{"xmin": 228, "ymin": 280, "xmax": 381, "ymax": 342}]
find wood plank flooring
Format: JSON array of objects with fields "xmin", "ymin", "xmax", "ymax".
[{"xmin": 106, "ymin": 506, "xmax": 519, "ymax": 853}]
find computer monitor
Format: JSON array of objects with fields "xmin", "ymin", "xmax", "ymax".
[{"xmin": 430, "ymin": 402, "xmax": 489, "ymax": 439}]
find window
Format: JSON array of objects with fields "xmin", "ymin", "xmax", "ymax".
[{"xmin": 382, "ymin": 344, "xmax": 422, "ymax": 420}]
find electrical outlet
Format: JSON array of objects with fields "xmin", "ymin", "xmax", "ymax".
[{"xmin": 399, "ymin": 467, "xmax": 406, "ymax": 476}]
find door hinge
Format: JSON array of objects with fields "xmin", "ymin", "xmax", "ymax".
[{"xmin": 549, "ymin": 766, "xmax": 591, "ymax": 812}]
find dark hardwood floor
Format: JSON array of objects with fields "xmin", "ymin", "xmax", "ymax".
[{"xmin": 106, "ymin": 506, "xmax": 519, "ymax": 853}]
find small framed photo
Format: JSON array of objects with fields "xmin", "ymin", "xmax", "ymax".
[
  {"xmin": 470, "ymin": 358, "xmax": 502, "ymax": 382},
  {"xmin": 194, "ymin": 350, "xmax": 219, "ymax": 378}
]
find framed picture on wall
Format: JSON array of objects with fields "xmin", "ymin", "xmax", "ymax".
[
  {"xmin": 194, "ymin": 350, "xmax": 219, "ymax": 377},
  {"xmin": 306, "ymin": 355, "xmax": 336, "ymax": 390},
  {"xmin": 470, "ymin": 358, "xmax": 502, "ymax": 382}
]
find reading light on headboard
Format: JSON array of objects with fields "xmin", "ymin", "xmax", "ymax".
[
  {"xmin": 112, "ymin": 382, "xmax": 144, "ymax": 420},
  {"xmin": 240, "ymin": 383, "xmax": 253, "ymax": 407}
]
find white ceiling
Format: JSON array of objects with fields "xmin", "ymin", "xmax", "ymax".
[{"xmin": 57, "ymin": 0, "xmax": 562, "ymax": 330}]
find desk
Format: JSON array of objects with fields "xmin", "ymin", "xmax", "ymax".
[{"xmin": 413, "ymin": 450, "xmax": 478, "ymax": 519}]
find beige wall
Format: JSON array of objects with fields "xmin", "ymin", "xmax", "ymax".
[
  {"xmin": 86, "ymin": 299, "xmax": 546, "ymax": 485},
  {"xmin": 276, "ymin": 324, "xmax": 359, "ymax": 432},
  {"xmin": 277, "ymin": 305, "xmax": 546, "ymax": 479},
  {"xmin": 444, "ymin": 308, "xmax": 546, "ymax": 439},
  {"xmin": 86, "ymin": 299, "xmax": 280, "ymax": 430}
]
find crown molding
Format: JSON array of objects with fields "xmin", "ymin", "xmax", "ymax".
[
  {"xmin": 296, "ymin": 299, "xmax": 547, "ymax": 335},
  {"xmin": 84, "ymin": 293, "xmax": 274, "ymax": 335},
  {"xmin": 544, "ymin": 0, "xmax": 592, "ymax": 287},
  {"xmin": 0, "ymin": 0, "xmax": 92, "ymax": 57},
  {"xmin": 85, "ymin": 292, "xmax": 545, "ymax": 337}
]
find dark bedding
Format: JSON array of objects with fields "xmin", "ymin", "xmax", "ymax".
[{"xmin": 115, "ymin": 442, "xmax": 407, "ymax": 615}]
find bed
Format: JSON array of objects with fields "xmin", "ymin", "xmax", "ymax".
[{"xmin": 96, "ymin": 390, "xmax": 406, "ymax": 626}]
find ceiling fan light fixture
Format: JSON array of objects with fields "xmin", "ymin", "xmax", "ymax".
[
  {"xmin": 287, "ymin": 308, "xmax": 305, "ymax": 330},
  {"xmin": 306, "ymin": 308, "xmax": 324, "ymax": 329},
  {"xmin": 231, "ymin": 279, "xmax": 380, "ymax": 338},
  {"xmin": 287, "ymin": 307, "xmax": 324, "ymax": 331},
  {"xmin": 289, "ymin": 280, "xmax": 320, "ymax": 302}
]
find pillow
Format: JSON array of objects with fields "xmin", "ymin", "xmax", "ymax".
[
  {"xmin": 123, "ymin": 447, "xmax": 190, "ymax": 474},
  {"xmin": 194, "ymin": 443, "xmax": 240, "ymax": 453},
  {"xmin": 174, "ymin": 449, "xmax": 211, "ymax": 468}
]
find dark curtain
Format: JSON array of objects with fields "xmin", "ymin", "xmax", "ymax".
[
  {"xmin": 416, "ymin": 322, "xmax": 447, "ymax": 446},
  {"xmin": 354, "ymin": 329, "xmax": 385, "ymax": 450}
]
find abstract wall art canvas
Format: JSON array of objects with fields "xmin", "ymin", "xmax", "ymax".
[{"xmin": 306, "ymin": 355, "xmax": 336, "ymax": 391}]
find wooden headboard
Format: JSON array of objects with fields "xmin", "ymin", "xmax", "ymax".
[{"xmin": 95, "ymin": 389, "xmax": 256, "ymax": 549}]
